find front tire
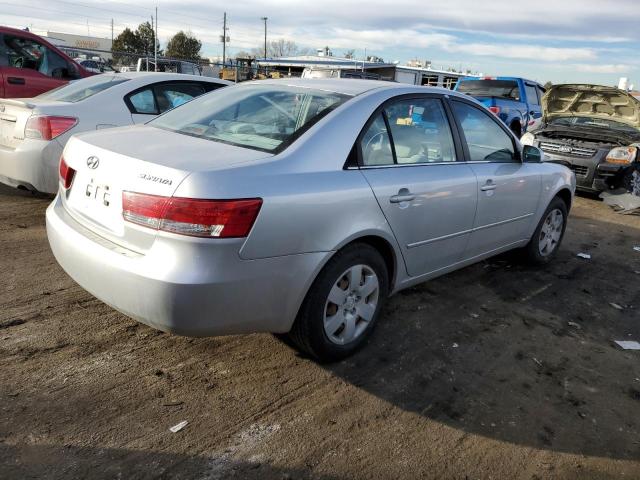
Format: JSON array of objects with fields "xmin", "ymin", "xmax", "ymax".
[
  {"xmin": 521, "ymin": 197, "xmax": 568, "ymax": 265},
  {"xmin": 287, "ymin": 243, "xmax": 389, "ymax": 362}
]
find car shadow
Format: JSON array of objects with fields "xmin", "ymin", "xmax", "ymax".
[
  {"xmin": 0, "ymin": 444, "xmax": 343, "ymax": 480},
  {"xmin": 0, "ymin": 183, "xmax": 54, "ymax": 200},
  {"xmin": 326, "ymin": 213, "xmax": 640, "ymax": 460}
]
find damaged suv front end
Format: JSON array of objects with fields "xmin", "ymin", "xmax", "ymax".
[{"xmin": 521, "ymin": 84, "xmax": 640, "ymax": 193}]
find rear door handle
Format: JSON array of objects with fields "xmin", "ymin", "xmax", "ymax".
[
  {"xmin": 390, "ymin": 188, "xmax": 415, "ymax": 203},
  {"xmin": 481, "ymin": 180, "xmax": 497, "ymax": 192},
  {"xmin": 7, "ymin": 77, "xmax": 25, "ymax": 85}
]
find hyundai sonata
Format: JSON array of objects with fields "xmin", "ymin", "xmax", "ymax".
[{"xmin": 46, "ymin": 79, "xmax": 575, "ymax": 361}]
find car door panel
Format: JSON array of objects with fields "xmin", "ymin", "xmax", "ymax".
[
  {"xmin": 466, "ymin": 162, "xmax": 541, "ymax": 257},
  {"xmin": 450, "ymin": 99, "xmax": 541, "ymax": 259},
  {"xmin": 362, "ymin": 165, "xmax": 478, "ymax": 277},
  {"xmin": 359, "ymin": 95, "xmax": 478, "ymax": 278}
]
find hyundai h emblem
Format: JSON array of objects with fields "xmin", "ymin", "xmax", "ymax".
[{"xmin": 86, "ymin": 156, "xmax": 100, "ymax": 169}]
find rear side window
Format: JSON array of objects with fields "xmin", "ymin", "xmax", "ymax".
[
  {"xmin": 384, "ymin": 98, "xmax": 456, "ymax": 164},
  {"xmin": 457, "ymin": 80, "xmax": 520, "ymax": 101},
  {"xmin": 525, "ymin": 84, "xmax": 540, "ymax": 105},
  {"xmin": 38, "ymin": 76, "xmax": 129, "ymax": 102},
  {"xmin": 126, "ymin": 82, "xmax": 217, "ymax": 115},
  {"xmin": 361, "ymin": 114, "xmax": 394, "ymax": 166},
  {"xmin": 128, "ymin": 88, "xmax": 157, "ymax": 114},
  {"xmin": 155, "ymin": 83, "xmax": 205, "ymax": 112},
  {"xmin": 451, "ymin": 101, "xmax": 516, "ymax": 162}
]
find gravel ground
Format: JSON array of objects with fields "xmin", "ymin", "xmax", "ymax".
[{"xmin": 0, "ymin": 184, "xmax": 639, "ymax": 480}]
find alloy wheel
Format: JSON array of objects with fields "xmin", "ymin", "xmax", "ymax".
[
  {"xmin": 323, "ymin": 264, "xmax": 379, "ymax": 345},
  {"xmin": 538, "ymin": 208, "xmax": 564, "ymax": 256}
]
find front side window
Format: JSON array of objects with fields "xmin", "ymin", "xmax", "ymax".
[
  {"xmin": 452, "ymin": 101, "xmax": 516, "ymax": 162},
  {"xmin": 151, "ymin": 84, "xmax": 350, "ymax": 153},
  {"xmin": 384, "ymin": 98, "xmax": 456, "ymax": 164},
  {"xmin": 3, "ymin": 35, "xmax": 77, "ymax": 79}
]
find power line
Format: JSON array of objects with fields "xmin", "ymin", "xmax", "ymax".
[
  {"xmin": 2, "ymin": 11, "xmax": 115, "ymax": 34},
  {"xmin": 0, "ymin": 1, "xmax": 121, "ymax": 25},
  {"xmin": 49, "ymin": 0, "xmax": 150, "ymax": 20}
]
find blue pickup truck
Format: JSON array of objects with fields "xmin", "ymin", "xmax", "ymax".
[{"xmin": 454, "ymin": 77, "xmax": 546, "ymax": 137}]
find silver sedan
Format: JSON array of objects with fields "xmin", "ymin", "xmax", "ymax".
[
  {"xmin": 0, "ymin": 72, "xmax": 230, "ymax": 194},
  {"xmin": 46, "ymin": 79, "xmax": 575, "ymax": 362}
]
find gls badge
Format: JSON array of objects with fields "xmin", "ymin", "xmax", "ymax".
[{"xmin": 86, "ymin": 156, "xmax": 100, "ymax": 169}]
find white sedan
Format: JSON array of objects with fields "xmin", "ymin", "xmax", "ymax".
[{"xmin": 0, "ymin": 72, "xmax": 231, "ymax": 194}]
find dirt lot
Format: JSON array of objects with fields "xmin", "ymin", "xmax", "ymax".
[{"xmin": 0, "ymin": 184, "xmax": 639, "ymax": 480}]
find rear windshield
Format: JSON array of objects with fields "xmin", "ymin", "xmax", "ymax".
[
  {"xmin": 38, "ymin": 75, "xmax": 129, "ymax": 103},
  {"xmin": 151, "ymin": 84, "xmax": 350, "ymax": 153},
  {"xmin": 457, "ymin": 80, "xmax": 520, "ymax": 101}
]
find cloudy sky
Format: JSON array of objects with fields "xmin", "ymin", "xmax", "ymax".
[{"xmin": 3, "ymin": 0, "xmax": 639, "ymax": 85}]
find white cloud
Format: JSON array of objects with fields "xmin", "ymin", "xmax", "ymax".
[
  {"xmin": 457, "ymin": 44, "xmax": 596, "ymax": 62},
  {"xmin": 573, "ymin": 64, "xmax": 631, "ymax": 74},
  {"xmin": 280, "ymin": 27, "xmax": 597, "ymax": 62}
]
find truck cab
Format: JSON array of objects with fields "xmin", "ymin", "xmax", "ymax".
[
  {"xmin": 455, "ymin": 76, "xmax": 545, "ymax": 137},
  {"xmin": 0, "ymin": 26, "xmax": 93, "ymax": 98}
]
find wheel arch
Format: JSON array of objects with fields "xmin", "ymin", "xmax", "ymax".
[
  {"xmin": 555, "ymin": 187, "xmax": 573, "ymax": 212},
  {"xmin": 509, "ymin": 117, "xmax": 522, "ymax": 137},
  {"xmin": 291, "ymin": 231, "xmax": 403, "ymax": 328}
]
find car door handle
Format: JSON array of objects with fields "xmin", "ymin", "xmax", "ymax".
[
  {"xmin": 480, "ymin": 181, "xmax": 497, "ymax": 192},
  {"xmin": 7, "ymin": 77, "xmax": 25, "ymax": 85},
  {"xmin": 390, "ymin": 189, "xmax": 415, "ymax": 203}
]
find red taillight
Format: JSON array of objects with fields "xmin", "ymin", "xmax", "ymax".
[
  {"xmin": 122, "ymin": 191, "xmax": 263, "ymax": 238},
  {"xmin": 488, "ymin": 106, "xmax": 501, "ymax": 116},
  {"xmin": 25, "ymin": 116, "xmax": 77, "ymax": 141},
  {"xmin": 59, "ymin": 156, "xmax": 75, "ymax": 190},
  {"xmin": 482, "ymin": 76, "xmax": 496, "ymax": 80}
]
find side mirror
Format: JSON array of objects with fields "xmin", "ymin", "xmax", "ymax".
[{"xmin": 523, "ymin": 145, "xmax": 544, "ymax": 163}]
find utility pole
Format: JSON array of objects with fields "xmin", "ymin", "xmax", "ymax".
[
  {"xmin": 150, "ymin": 14, "xmax": 154, "ymax": 62},
  {"xmin": 222, "ymin": 12, "xmax": 227, "ymax": 66},
  {"xmin": 261, "ymin": 17, "xmax": 268, "ymax": 59},
  {"xmin": 110, "ymin": 18, "xmax": 113, "ymax": 46},
  {"xmin": 154, "ymin": 6, "xmax": 158, "ymax": 71}
]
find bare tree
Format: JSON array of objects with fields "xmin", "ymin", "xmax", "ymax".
[
  {"xmin": 251, "ymin": 39, "xmax": 308, "ymax": 58},
  {"xmin": 343, "ymin": 49, "xmax": 355, "ymax": 59}
]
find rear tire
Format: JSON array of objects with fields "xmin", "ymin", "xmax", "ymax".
[
  {"xmin": 521, "ymin": 197, "xmax": 568, "ymax": 265},
  {"xmin": 287, "ymin": 243, "xmax": 389, "ymax": 363}
]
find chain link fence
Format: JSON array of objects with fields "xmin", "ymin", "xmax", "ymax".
[{"xmin": 58, "ymin": 47, "xmax": 300, "ymax": 83}]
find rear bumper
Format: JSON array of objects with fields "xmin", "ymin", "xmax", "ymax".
[
  {"xmin": 0, "ymin": 139, "xmax": 61, "ymax": 193},
  {"xmin": 46, "ymin": 195, "xmax": 328, "ymax": 336}
]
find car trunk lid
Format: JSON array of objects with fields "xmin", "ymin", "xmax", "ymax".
[
  {"xmin": 542, "ymin": 84, "xmax": 640, "ymax": 129},
  {"xmin": 0, "ymin": 98, "xmax": 80, "ymax": 149},
  {"xmin": 61, "ymin": 125, "xmax": 272, "ymax": 253},
  {"xmin": 0, "ymin": 99, "xmax": 36, "ymax": 149}
]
